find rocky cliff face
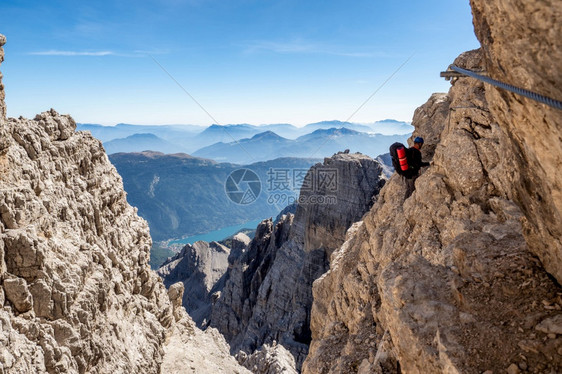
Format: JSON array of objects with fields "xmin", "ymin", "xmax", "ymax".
[
  {"xmin": 0, "ymin": 35, "xmax": 247, "ymax": 374},
  {"xmin": 209, "ymin": 153, "xmax": 387, "ymax": 370},
  {"xmin": 470, "ymin": 0, "xmax": 562, "ymax": 284},
  {"xmin": 157, "ymin": 239, "xmax": 236, "ymax": 325},
  {"xmin": 303, "ymin": 2, "xmax": 562, "ymax": 371}
]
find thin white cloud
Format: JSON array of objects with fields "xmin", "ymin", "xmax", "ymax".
[
  {"xmin": 29, "ymin": 50, "xmax": 170, "ymax": 58},
  {"xmin": 242, "ymin": 40, "xmax": 386, "ymax": 58},
  {"xmin": 29, "ymin": 50, "xmax": 114, "ymax": 56},
  {"xmin": 133, "ymin": 49, "xmax": 170, "ymax": 56}
]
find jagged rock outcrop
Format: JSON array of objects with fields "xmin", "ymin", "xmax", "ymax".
[
  {"xmin": 274, "ymin": 203, "xmax": 298, "ymax": 223},
  {"xmin": 303, "ymin": 8, "xmax": 562, "ymax": 372},
  {"xmin": 410, "ymin": 92, "xmax": 450, "ymax": 159},
  {"xmin": 210, "ymin": 153, "xmax": 387, "ymax": 370},
  {"xmin": 157, "ymin": 240, "xmax": 232, "ymax": 325},
  {"xmin": 0, "ymin": 34, "xmax": 248, "ymax": 373},
  {"xmin": 210, "ymin": 218, "xmax": 284, "ymax": 345},
  {"xmin": 236, "ymin": 342, "xmax": 298, "ymax": 374}
]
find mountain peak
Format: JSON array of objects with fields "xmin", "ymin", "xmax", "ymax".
[
  {"xmin": 250, "ymin": 130, "xmax": 285, "ymax": 141},
  {"xmin": 305, "ymin": 120, "xmax": 351, "ymax": 127},
  {"xmin": 126, "ymin": 133, "xmax": 160, "ymax": 139},
  {"xmin": 310, "ymin": 127, "xmax": 361, "ymax": 136}
]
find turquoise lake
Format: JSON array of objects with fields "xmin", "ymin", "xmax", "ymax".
[{"xmin": 169, "ymin": 219, "xmax": 264, "ymax": 245}]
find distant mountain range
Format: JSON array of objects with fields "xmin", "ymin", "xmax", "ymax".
[
  {"xmin": 192, "ymin": 128, "xmax": 410, "ymax": 164},
  {"xmin": 193, "ymin": 124, "xmax": 264, "ymax": 147},
  {"xmin": 78, "ymin": 123, "xmax": 205, "ymax": 143},
  {"xmin": 369, "ymin": 119, "xmax": 417, "ymax": 135},
  {"xmin": 103, "ymin": 133, "xmax": 189, "ymax": 154},
  {"xmin": 77, "ymin": 119, "xmax": 413, "ymax": 156},
  {"xmin": 302, "ymin": 120, "xmax": 374, "ymax": 133},
  {"xmin": 109, "ymin": 152, "xmax": 320, "ymax": 242}
]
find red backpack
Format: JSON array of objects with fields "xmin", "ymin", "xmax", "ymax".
[{"xmin": 389, "ymin": 142, "xmax": 410, "ymax": 176}]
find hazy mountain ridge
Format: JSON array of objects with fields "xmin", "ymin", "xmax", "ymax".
[
  {"xmin": 103, "ymin": 133, "xmax": 190, "ymax": 154},
  {"xmin": 193, "ymin": 127, "xmax": 409, "ymax": 164},
  {"xmin": 302, "ymin": 120, "xmax": 373, "ymax": 133},
  {"xmin": 78, "ymin": 119, "xmax": 413, "ymax": 156},
  {"xmin": 78, "ymin": 123, "xmax": 205, "ymax": 142}
]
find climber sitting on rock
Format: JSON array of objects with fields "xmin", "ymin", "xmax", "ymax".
[{"xmin": 404, "ymin": 136, "xmax": 430, "ymax": 199}]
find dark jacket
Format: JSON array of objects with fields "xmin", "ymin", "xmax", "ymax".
[{"xmin": 406, "ymin": 147, "xmax": 429, "ymax": 178}]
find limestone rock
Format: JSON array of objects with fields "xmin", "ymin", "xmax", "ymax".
[
  {"xmin": 158, "ymin": 240, "xmax": 231, "ymax": 325},
  {"xmin": 210, "ymin": 218, "xmax": 282, "ymax": 345},
  {"xmin": 237, "ymin": 343, "xmax": 298, "ymax": 374},
  {"xmin": 536, "ymin": 315, "xmax": 562, "ymax": 335},
  {"xmin": 168, "ymin": 282, "xmax": 185, "ymax": 322},
  {"xmin": 295, "ymin": 152, "xmax": 387, "ymax": 259},
  {"xmin": 232, "ymin": 232, "xmax": 252, "ymax": 248},
  {"xmin": 375, "ymin": 153, "xmax": 394, "ymax": 178},
  {"xmin": 274, "ymin": 203, "xmax": 297, "ymax": 223},
  {"xmin": 470, "ymin": 0, "xmax": 562, "ymax": 283},
  {"xmin": 0, "ymin": 107, "xmax": 170, "ymax": 372},
  {"xmin": 409, "ymin": 92, "xmax": 450, "ymax": 160},
  {"xmin": 3, "ymin": 277, "xmax": 33, "ymax": 313},
  {"xmin": 162, "ymin": 321, "xmax": 251, "ymax": 374},
  {"xmin": 229, "ymin": 232, "xmax": 252, "ymax": 262}
]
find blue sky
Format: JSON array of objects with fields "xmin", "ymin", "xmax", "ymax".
[{"xmin": 0, "ymin": 0, "xmax": 479, "ymax": 126}]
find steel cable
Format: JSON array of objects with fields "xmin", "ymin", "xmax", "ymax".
[{"xmin": 449, "ymin": 65, "xmax": 562, "ymax": 110}]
